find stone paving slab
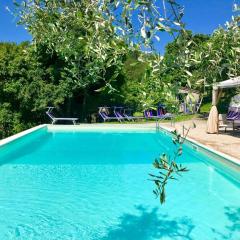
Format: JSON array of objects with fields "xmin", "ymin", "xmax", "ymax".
[{"xmin": 161, "ymin": 119, "xmax": 240, "ymax": 160}]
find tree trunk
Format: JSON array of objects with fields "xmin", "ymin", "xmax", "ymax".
[
  {"xmin": 82, "ymin": 89, "xmax": 88, "ymax": 122},
  {"xmin": 66, "ymin": 97, "xmax": 71, "ymax": 116}
]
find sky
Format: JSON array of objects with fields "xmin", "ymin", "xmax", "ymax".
[{"xmin": 0, "ymin": 0, "xmax": 236, "ymax": 53}]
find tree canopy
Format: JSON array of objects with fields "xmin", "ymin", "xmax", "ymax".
[{"xmin": 0, "ymin": 1, "xmax": 239, "ymax": 137}]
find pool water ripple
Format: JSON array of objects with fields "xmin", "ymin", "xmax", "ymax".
[{"xmin": 0, "ymin": 129, "xmax": 239, "ymax": 239}]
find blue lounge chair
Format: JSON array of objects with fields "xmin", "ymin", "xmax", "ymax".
[
  {"xmin": 113, "ymin": 107, "xmax": 126, "ymax": 122},
  {"xmin": 98, "ymin": 107, "xmax": 123, "ymax": 122},
  {"xmin": 226, "ymin": 107, "xmax": 240, "ymax": 130},
  {"xmin": 144, "ymin": 108, "xmax": 174, "ymax": 120},
  {"xmin": 123, "ymin": 108, "xmax": 144, "ymax": 121},
  {"xmin": 226, "ymin": 107, "xmax": 240, "ymax": 120}
]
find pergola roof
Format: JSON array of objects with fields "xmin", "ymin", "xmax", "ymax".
[
  {"xmin": 215, "ymin": 76, "xmax": 240, "ymax": 89},
  {"xmin": 208, "ymin": 76, "xmax": 240, "ymax": 134}
]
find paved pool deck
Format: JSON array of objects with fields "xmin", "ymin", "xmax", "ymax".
[{"xmin": 160, "ymin": 119, "xmax": 240, "ymax": 161}]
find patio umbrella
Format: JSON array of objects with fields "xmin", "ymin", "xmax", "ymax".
[{"xmin": 206, "ymin": 106, "xmax": 218, "ymax": 134}]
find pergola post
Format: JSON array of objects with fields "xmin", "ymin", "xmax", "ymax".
[
  {"xmin": 207, "ymin": 76, "xmax": 240, "ymax": 134},
  {"xmin": 212, "ymin": 85, "xmax": 219, "ymax": 106}
]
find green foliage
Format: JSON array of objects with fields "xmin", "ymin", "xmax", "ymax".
[
  {"xmin": 120, "ymin": 51, "xmax": 148, "ymax": 109},
  {"xmin": 0, "ymin": 1, "xmax": 239, "ymax": 139},
  {"xmin": 15, "ymin": 0, "xmax": 184, "ymax": 94},
  {"xmin": 0, "ymin": 103, "xmax": 24, "ymax": 139},
  {"xmin": 174, "ymin": 114, "xmax": 199, "ymax": 122},
  {"xmin": 163, "ymin": 31, "xmax": 210, "ymax": 92},
  {"xmin": 0, "ymin": 0, "xmax": 184, "ymax": 138},
  {"xmin": 204, "ymin": 17, "xmax": 240, "ymax": 82},
  {"xmin": 164, "ymin": 16, "xmax": 240, "ymax": 92},
  {"xmin": 149, "ymin": 123, "xmax": 196, "ymax": 204},
  {"xmin": 16, "ymin": 0, "xmax": 130, "ymax": 94},
  {"xmin": 200, "ymin": 102, "xmax": 212, "ymax": 113},
  {"xmin": 121, "ymin": 51, "xmax": 180, "ymax": 112},
  {"xmin": 0, "ymin": 41, "xmax": 76, "ymax": 136}
]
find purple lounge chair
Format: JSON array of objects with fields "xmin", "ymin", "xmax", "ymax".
[
  {"xmin": 123, "ymin": 108, "xmax": 144, "ymax": 121},
  {"xmin": 144, "ymin": 109, "xmax": 174, "ymax": 120},
  {"xmin": 226, "ymin": 107, "xmax": 240, "ymax": 130},
  {"xmin": 144, "ymin": 109, "xmax": 156, "ymax": 118},
  {"xmin": 98, "ymin": 107, "xmax": 123, "ymax": 122},
  {"xmin": 227, "ymin": 107, "xmax": 239, "ymax": 120},
  {"xmin": 113, "ymin": 107, "xmax": 127, "ymax": 122}
]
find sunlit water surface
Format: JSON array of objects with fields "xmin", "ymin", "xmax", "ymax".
[{"xmin": 0, "ymin": 128, "xmax": 239, "ymax": 240}]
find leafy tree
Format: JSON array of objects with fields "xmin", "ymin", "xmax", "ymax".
[
  {"xmin": 162, "ymin": 31, "xmax": 210, "ymax": 92},
  {"xmin": 164, "ymin": 16, "xmax": 240, "ymax": 92},
  {"xmin": 15, "ymin": 0, "xmax": 130, "ymax": 117},
  {"xmin": 0, "ymin": 1, "xmax": 237, "ymax": 134},
  {"xmin": 14, "ymin": 0, "xmax": 184, "ymax": 103},
  {"xmin": 203, "ymin": 16, "xmax": 240, "ymax": 84},
  {"xmin": 0, "ymin": 41, "xmax": 73, "ymax": 136}
]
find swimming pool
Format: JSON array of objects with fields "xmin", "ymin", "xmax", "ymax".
[{"xmin": 0, "ymin": 125, "xmax": 239, "ymax": 240}]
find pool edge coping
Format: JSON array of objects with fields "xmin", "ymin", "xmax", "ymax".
[
  {"xmin": 47, "ymin": 124, "xmax": 240, "ymax": 166},
  {"xmin": 46, "ymin": 124, "xmax": 157, "ymax": 131},
  {"xmin": 0, "ymin": 124, "xmax": 47, "ymax": 147},
  {"xmin": 0, "ymin": 123, "xmax": 239, "ymax": 167},
  {"xmin": 158, "ymin": 125, "xmax": 240, "ymax": 167}
]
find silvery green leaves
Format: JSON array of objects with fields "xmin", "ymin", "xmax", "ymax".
[
  {"xmin": 171, "ymin": 15, "xmax": 240, "ymax": 92},
  {"xmin": 14, "ymin": 0, "xmax": 186, "ymax": 102},
  {"xmin": 150, "ymin": 152, "xmax": 188, "ymax": 204},
  {"xmin": 233, "ymin": 2, "xmax": 240, "ymax": 12},
  {"xmin": 149, "ymin": 124, "xmax": 195, "ymax": 204},
  {"xmin": 103, "ymin": 0, "xmax": 184, "ymax": 52},
  {"xmin": 14, "ymin": 0, "xmax": 128, "ymax": 93}
]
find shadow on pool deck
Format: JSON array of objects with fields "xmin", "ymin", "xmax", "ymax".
[{"xmin": 99, "ymin": 205, "xmax": 195, "ymax": 240}]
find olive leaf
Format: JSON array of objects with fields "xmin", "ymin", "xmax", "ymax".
[{"xmin": 149, "ymin": 123, "xmax": 196, "ymax": 204}]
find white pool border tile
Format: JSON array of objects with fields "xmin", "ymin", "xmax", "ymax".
[
  {"xmin": 46, "ymin": 124, "xmax": 157, "ymax": 132},
  {"xmin": 158, "ymin": 125, "xmax": 240, "ymax": 167},
  {"xmin": 0, "ymin": 124, "xmax": 47, "ymax": 147}
]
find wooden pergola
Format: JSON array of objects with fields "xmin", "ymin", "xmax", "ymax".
[
  {"xmin": 207, "ymin": 76, "xmax": 240, "ymax": 134},
  {"xmin": 212, "ymin": 76, "xmax": 240, "ymax": 106}
]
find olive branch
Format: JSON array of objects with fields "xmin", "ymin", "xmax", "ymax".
[{"xmin": 149, "ymin": 122, "xmax": 196, "ymax": 204}]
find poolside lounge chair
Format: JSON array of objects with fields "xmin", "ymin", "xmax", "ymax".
[
  {"xmin": 123, "ymin": 108, "xmax": 144, "ymax": 121},
  {"xmin": 144, "ymin": 109, "xmax": 162, "ymax": 119},
  {"xmin": 226, "ymin": 107, "xmax": 240, "ymax": 130},
  {"xmin": 144, "ymin": 109, "xmax": 174, "ymax": 120},
  {"xmin": 98, "ymin": 107, "xmax": 123, "ymax": 122},
  {"xmin": 144, "ymin": 108, "xmax": 175, "ymax": 127},
  {"xmin": 157, "ymin": 106, "xmax": 174, "ymax": 120},
  {"xmin": 113, "ymin": 107, "xmax": 127, "ymax": 122},
  {"xmin": 226, "ymin": 107, "xmax": 240, "ymax": 120},
  {"xmin": 46, "ymin": 107, "xmax": 78, "ymax": 125}
]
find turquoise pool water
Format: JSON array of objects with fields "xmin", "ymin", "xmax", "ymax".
[{"xmin": 0, "ymin": 127, "xmax": 239, "ymax": 240}]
